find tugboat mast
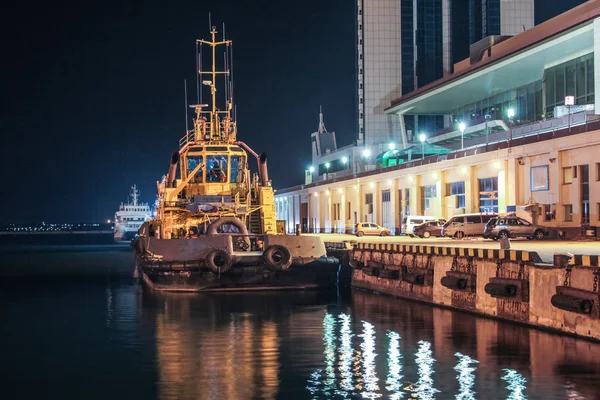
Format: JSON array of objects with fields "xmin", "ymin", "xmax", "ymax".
[{"xmin": 194, "ymin": 26, "xmax": 234, "ymax": 143}]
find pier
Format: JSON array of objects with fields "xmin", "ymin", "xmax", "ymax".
[{"xmin": 322, "ymin": 236, "xmax": 600, "ymax": 341}]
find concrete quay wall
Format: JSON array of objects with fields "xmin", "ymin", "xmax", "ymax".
[{"xmin": 346, "ymin": 243, "xmax": 600, "ymax": 341}]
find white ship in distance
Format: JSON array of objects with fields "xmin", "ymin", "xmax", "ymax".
[{"xmin": 114, "ymin": 185, "xmax": 152, "ymax": 241}]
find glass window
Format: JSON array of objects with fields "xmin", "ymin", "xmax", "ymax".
[
  {"xmin": 466, "ymin": 215, "xmax": 481, "ymax": 223},
  {"xmin": 449, "ymin": 181, "xmax": 466, "ymax": 208},
  {"xmin": 545, "ymin": 69, "xmax": 555, "ymax": 109},
  {"xmin": 206, "ymin": 155, "xmax": 228, "ymax": 183},
  {"xmin": 566, "ymin": 60, "xmax": 576, "ymax": 98},
  {"xmin": 187, "ymin": 155, "xmax": 204, "ymax": 183},
  {"xmin": 556, "ymin": 65, "xmax": 565, "ymax": 103},
  {"xmin": 564, "ymin": 204, "xmax": 573, "ymax": 222},
  {"xmin": 423, "ymin": 184, "xmax": 436, "ymax": 210},
  {"xmin": 587, "ymin": 57, "xmax": 594, "ymax": 96},
  {"xmin": 229, "ymin": 155, "xmax": 246, "ymax": 183},
  {"xmin": 531, "ymin": 165, "xmax": 549, "ymax": 191},
  {"xmin": 576, "ymin": 58, "xmax": 586, "ymax": 99},
  {"xmin": 563, "ymin": 167, "xmax": 573, "ymax": 184},
  {"xmin": 482, "ymin": 215, "xmax": 495, "ymax": 223},
  {"xmin": 479, "ymin": 177, "xmax": 498, "ymax": 213}
]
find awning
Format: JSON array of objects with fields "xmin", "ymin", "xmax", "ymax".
[{"xmin": 385, "ymin": 22, "xmax": 594, "ymax": 116}]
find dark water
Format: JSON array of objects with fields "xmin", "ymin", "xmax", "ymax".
[{"xmin": 1, "ymin": 241, "xmax": 600, "ymax": 399}]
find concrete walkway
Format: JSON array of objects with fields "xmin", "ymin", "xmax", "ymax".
[{"xmin": 306, "ymin": 233, "xmax": 600, "ymax": 263}]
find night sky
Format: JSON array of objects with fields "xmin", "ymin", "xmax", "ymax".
[{"xmin": 1, "ymin": 0, "xmax": 587, "ymax": 223}]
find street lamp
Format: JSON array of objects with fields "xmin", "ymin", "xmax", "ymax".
[
  {"xmin": 325, "ymin": 162, "xmax": 330, "ymax": 169},
  {"xmin": 419, "ymin": 133, "xmax": 426, "ymax": 159},
  {"xmin": 308, "ymin": 166, "xmax": 314, "ymax": 173},
  {"xmin": 565, "ymin": 96, "xmax": 575, "ymax": 133},
  {"xmin": 341, "ymin": 156, "xmax": 348, "ymax": 165},
  {"xmin": 458, "ymin": 122, "xmax": 466, "ymax": 150},
  {"xmin": 388, "ymin": 143, "xmax": 395, "ymax": 150},
  {"xmin": 507, "ymin": 108, "xmax": 515, "ymax": 147},
  {"xmin": 362, "ymin": 148, "xmax": 371, "ymax": 158}
]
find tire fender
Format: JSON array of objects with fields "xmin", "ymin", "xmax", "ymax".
[
  {"xmin": 205, "ymin": 249, "xmax": 233, "ymax": 274},
  {"xmin": 263, "ymin": 245, "xmax": 292, "ymax": 272}
]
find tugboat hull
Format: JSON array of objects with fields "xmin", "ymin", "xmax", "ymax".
[
  {"xmin": 135, "ymin": 234, "xmax": 339, "ymax": 292},
  {"xmin": 138, "ymin": 261, "xmax": 339, "ymax": 292}
]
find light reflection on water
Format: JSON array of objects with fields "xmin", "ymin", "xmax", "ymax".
[
  {"xmin": 337, "ymin": 314, "xmax": 354, "ymax": 395},
  {"xmin": 414, "ymin": 340, "xmax": 439, "ymax": 399},
  {"xmin": 359, "ymin": 321, "xmax": 381, "ymax": 398},
  {"xmin": 502, "ymin": 369, "xmax": 527, "ymax": 400},
  {"xmin": 454, "ymin": 352, "xmax": 479, "ymax": 400},
  {"xmin": 385, "ymin": 331, "xmax": 403, "ymax": 400},
  {"xmin": 308, "ymin": 312, "xmax": 544, "ymax": 400},
  {"xmin": 3, "ymin": 265, "xmax": 600, "ymax": 400}
]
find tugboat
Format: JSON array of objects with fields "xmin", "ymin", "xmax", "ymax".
[{"xmin": 133, "ymin": 27, "xmax": 338, "ymax": 291}]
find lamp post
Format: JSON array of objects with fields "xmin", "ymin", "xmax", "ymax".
[
  {"xmin": 459, "ymin": 122, "xmax": 466, "ymax": 150},
  {"xmin": 507, "ymin": 108, "xmax": 515, "ymax": 147},
  {"xmin": 419, "ymin": 133, "xmax": 426, "ymax": 159},
  {"xmin": 565, "ymin": 96, "xmax": 574, "ymax": 133}
]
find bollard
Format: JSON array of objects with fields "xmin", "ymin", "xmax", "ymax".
[
  {"xmin": 553, "ymin": 253, "xmax": 573, "ymax": 268},
  {"xmin": 296, "ymin": 224, "xmax": 302, "ymax": 236},
  {"xmin": 499, "ymin": 237, "xmax": 510, "ymax": 250}
]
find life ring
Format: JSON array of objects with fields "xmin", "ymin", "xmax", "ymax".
[
  {"xmin": 205, "ymin": 249, "xmax": 233, "ymax": 274},
  {"xmin": 263, "ymin": 245, "xmax": 292, "ymax": 272}
]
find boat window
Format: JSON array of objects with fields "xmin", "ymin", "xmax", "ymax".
[
  {"xmin": 187, "ymin": 156, "xmax": 204, "ymax": 183},
  {"xmin": 206, "ymin": 146, "xmax": 229, "ymax": 152},
  {"xmin": 230, "ymin": 155, "xmax": 246, "ymax": 183},
  {"xmin": 206, "ymin": 155, "xmax": 228, "ymax": 182}
]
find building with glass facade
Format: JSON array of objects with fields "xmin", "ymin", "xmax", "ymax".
[
  {"xmin": 357, "ymin": 0, "xmax": 534, "ymax": 154},
  {"xmin": 276, "ymin": 2, "xmax": 600, "ymax": 239}
]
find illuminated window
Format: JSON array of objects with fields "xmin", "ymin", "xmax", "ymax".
[
  {"xmin": 479, "ymin": 177, "xmax": 498, "ymax": 213},
  {"xmin": 562, "ymin": 167, "xmax": 573, "ymax": 184},
  {"xmin": 531, "ymin": 165, "xmax": 549, "ymax": 191},
  {"xmin": 206, "ymin": 155, "xmax": 228, "ymax": 183},
  {"xmin": 564, "ymin": 204, "xmax": 573, "ymax": 222},
  {"xmin": 229, "ymin": 155, "xmax": 246, "ymax": 183},
  {"xmin": 187, "ymin": 156, "xmax": 204, "ymax": 183},
  {"xmin": 447, "ymin": 181, "xmax": 465, "ymax": 208},
  {"xmin": 422, "ymin": 185, "xmax": 436, "ymax": 211}
]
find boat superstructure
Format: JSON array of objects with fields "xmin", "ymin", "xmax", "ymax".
[
  {"xmin": 134, "ymin": 27, "xmax": 337, "ymax": 292},
  {"xmin": 114, "ymin": 185, "xmax": 152, "ymax": 241},
  {"xmin": 153, "ymin": 27, "xmax": 276, "ymax": 239}
]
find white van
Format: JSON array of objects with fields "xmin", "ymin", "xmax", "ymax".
[
  {"xmin": 401, "ymin": 216, "xmax": 436, "ymax": 236},
  {"xmin": 441, "ymin": 213, "xmax": 498, "ymax": 238}
]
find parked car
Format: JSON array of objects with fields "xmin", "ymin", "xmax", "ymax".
[
  {"xmin": 401, "ymin": 215, "xmax": 436, "ymax": 236},
  {"xmin": 442, "ymin": 213, "xmax": 498, "ymax": 239},
  {"xmin": 484, "ymin": 216, "xmax": 548, "ymax": 240},
  {"xmin": 354, "ymin": 222, "xmax": 391, "ymax": 237},
  {"xmin": 412, "ymin": 219, "xmax": 447, "ymax": 238}
]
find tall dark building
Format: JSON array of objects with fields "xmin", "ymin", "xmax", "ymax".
[{"xmin": 357, "ymin": 0, "xmax": 535, "ymax": 149}]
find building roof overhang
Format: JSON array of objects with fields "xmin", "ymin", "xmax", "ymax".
[{"xmin": 385, "ymin": 2, "xmax": 600, "ymax": 116}]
